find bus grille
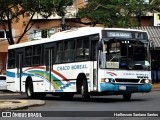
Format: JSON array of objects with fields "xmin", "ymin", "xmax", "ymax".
[{"xmin": 115, "ymin": 79, "xmax": 140, "ymax": 83}]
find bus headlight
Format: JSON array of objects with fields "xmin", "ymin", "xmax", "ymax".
[
  {"xmin": 144, "ymin": 79, "xmax": 149, "ymax": 83},
  {"xmin": 101, "ymin": 78, "xmax": 109, "ymax": 83},
  {"xmin": 105, "ymin": 78, "xmax": 109, "ymax": 82},
  {"xmin": 140, "ymin": 79, "xmax": 151, "ymax": 84},
  {"xmin": 144, "ymin": 79, "xmax": 151, "ymax": 84}
]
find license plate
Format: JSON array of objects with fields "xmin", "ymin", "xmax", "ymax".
[{"xmin": 119, "ymin": 86, "xmax": 126, "ymax": 90}]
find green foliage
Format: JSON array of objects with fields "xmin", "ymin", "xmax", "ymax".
[
  {"xmin": 150, "ymin": 0, "xmax": 160, "ymax": 12},
  {"xmin": 0, "ymin": 0, "xmax": 73, "ymax": 44},
  {"xmin": 78, "ymin": 0, "xmax": 151, "ymax": 27}
]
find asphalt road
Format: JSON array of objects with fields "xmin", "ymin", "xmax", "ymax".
[
  {"xmin": 31, "ymin": 91, "xmax": 160, "ymax": 111},
  {"xmin": 0, "ymin": 90, "xmax": 160, "ymax": 120}
]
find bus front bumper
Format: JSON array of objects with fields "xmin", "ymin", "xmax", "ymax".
[{"xmin": 100, "ymin": 83, "xmax": 152, "ymax": 93}]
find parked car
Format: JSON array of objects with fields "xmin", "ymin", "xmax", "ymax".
[{"xmin": 0, "ymin": 75, "xmax": 7, "ymax": 90}]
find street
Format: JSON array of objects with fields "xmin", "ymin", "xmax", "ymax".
[
  {"xmin": 0, "ymin": 91, "xmax": 160, "ymax": 111},
  {"xmin": 0, "ymin": 90, "xmax": 160, "ymax": 120},
  {"xmin": 28, "ymin": 91, "xmax": 160, "ymax": 111}
]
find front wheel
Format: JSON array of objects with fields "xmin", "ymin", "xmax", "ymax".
[
  {"xmin": 123, "ymin": 94, "xmax": 131, "ymax": 101},
  {"xmin": 81, "ymin": 80, "xmax": 90, "ymax": 102}
]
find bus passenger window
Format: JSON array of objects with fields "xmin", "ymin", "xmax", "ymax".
[
  {"xmin": 25, "ymin": 47, "xmax": 32, "ymax": 66},
  {"xmin": 55, "ymin": 42, "xmax": 63, "ymax": 63},
  {"xmin": 33, "ymin": 45, "xmax": 41, "ymax": 65},
  {"xmin": 84, "ymin": 38, "xmax": 89, "ymax": 56},
  {"xmin": 63, "ymin": 40, "xmax": 75, "ymax": 62},
  {"xmin": 75, "ymin": 37, "xmax": 89, "ymax": 61},
  {"xmin": 8, "ymin": 50, "xmax": 15, "ymax": 68}
]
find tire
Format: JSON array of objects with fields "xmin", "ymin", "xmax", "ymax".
[
  {"xmin": 26, "ymin": 81, "xmax": 35, "ymax": 99},
  {"xmin": 26, "ymin": 81, "xmax": 46, "ymax": 99},
  {"xmin": 81, "ymin": 80, "xmax": 90, "ymax": 102},
  {"xmin": 123, "ymin": 94, "xmax": 131, "ymax": 101}
]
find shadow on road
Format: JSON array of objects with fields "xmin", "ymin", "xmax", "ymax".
[
  {"xmin": 31, "ymin": 94, "xmax": 148, "ymax": 103},
  {"xmin": 0, "ymin": 92, "xmax": 149, "ymax": 103}
]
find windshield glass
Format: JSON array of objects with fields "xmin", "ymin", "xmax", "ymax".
[{"xmin": 100, "ymin": 39, "xmax": 150, "ymax": 70}]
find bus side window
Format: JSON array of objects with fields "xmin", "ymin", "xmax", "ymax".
[
  {"xmin": 75, "ymin": 37, "xmax": 89, "ymax": 61},
  {"xmin": 55, "ymin": 42, "xmax": 63, "ymax": 63},
  {"xmin": 8, "ymin": 50, "xmax": 15, "ymax": 68},
  {"xmin": 24, "ymin": 47, "xmax": 32, "ymax": 66},
  {"xmin": 63, "ymin": 40, "xmax": 75, "ymax": 62},
  {"xmin": 84, "ymin": 38, "xmax": 89, "ymax": 56},
  {"xmin": 32, "ymin": 45, "xmax": 42, "ymax": 65}
]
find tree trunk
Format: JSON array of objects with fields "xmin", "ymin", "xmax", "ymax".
[{"xmin": 61, "ymin": 16, "xmax": 66, "ymax": 31}]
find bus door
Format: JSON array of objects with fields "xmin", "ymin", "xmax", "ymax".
[
  {"xmin": 44, "ymin": 43, "xmax": 56, "ymax": 92},
  {"xmin": 90, "ymin": 34, "xmax": 99, "ymax": 91},
  {"xmin": 16, "ymin": 50, "xmax": 23, "ymax": 92}
]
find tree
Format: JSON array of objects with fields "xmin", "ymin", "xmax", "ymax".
[
  {"xmin": 54, "ymin": 0, "xmax": 73, "ymax": 30},
  {"xmin": 150, "ymin": 0, "xmax": 160, "ymax": 12},
  {"xmin": 0, "ymin": 0, "xmax": 73, "ymax": 45},
  {"xmin": 78, "ymin": 0, "xmax": 151, "ymax": 27}
]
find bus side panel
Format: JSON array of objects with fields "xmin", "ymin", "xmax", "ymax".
[
  {"xmin": 52, "ymin": 61, "xmax": 92, "ymax": 92},
  {"xmin": 21, "ymin": 66, "xmax": 46, "ymax": 93},
  {"xmin": 6, "ymin": 69, "xmax": 17, "ymax": 92}
]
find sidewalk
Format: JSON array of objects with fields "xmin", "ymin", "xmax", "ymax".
[
  {"xmin": 0, "ymin": 91, "xmax": 45, "ymax": 110},
  {"xmin": 0, "ymin": 84, "xmax": 160, "ymax": 110},
  {"xmin": 0, "ymin": 99, "xmax": 45, "ymax": 110},
  {"xmin": 152, "ymin": 83, "xmax": 160, "ymax": 90}
]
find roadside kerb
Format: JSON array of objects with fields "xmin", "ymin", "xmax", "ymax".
[{"xmin": 152, "ymin": 84, "xmax": 160, "ymax": 91}]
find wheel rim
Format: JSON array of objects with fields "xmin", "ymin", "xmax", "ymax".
[
  {"xmin": 27, "ymin": 85, "xmax": 32, "ymax": 97},
  {"xmin": 81, "ymin": 85, "xmax": 84, "ymax": 96}
]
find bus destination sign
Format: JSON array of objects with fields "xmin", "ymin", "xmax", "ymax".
[
  {"xmin": 107, "ymin": 32, "xmax": 132, "ymax": 38},
  {"xmin": 102, "ymin": 30, "xmax": 148, "ymax": 40}
]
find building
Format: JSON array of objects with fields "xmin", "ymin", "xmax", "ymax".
[{"xmin": 0, "ymin": 0, "xmax": 89, "ymax": 74}]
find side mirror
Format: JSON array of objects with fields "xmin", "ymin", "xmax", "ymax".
[{"xmin": 97, "ymin": 41, "xmax": 103, "ymax": 51}]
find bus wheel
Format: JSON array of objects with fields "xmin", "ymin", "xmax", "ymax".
[
  {"xmin": 81, "ymin": 80, "xmax": 90, "ymax": 102},
  {"xmin": 123, "ymin": 94, "xmax": 131, "ymax": 101},
  {"xmin": 26, "ymin": 81, "xmax": 35, "ymax": 99}
]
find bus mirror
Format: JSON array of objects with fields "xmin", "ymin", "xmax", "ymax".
[{"xmin": 97, "ymin": 41, "xmax": 103, "ymax": 51}]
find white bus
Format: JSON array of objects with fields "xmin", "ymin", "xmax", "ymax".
[{"xmin": 6, "ymin": 27, "xmax": 152, "ymax": 101}]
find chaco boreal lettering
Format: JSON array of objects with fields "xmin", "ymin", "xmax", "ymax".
[{"xmin": 57, "ymin": 64, "xmax": 88, "ymax": 71}]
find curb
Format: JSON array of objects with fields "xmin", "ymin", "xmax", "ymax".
[
  {"xmin": 0, "ymin": 100, "xmax": 45, "ymax": 110},
  {"xmin": 152, "ymin": 84, "xmax": 160, "ymax": 90}
]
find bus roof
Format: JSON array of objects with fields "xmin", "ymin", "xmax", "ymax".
[{"xmin": 8, "ymin": 27, "xmax": 147, "ymax": 50}]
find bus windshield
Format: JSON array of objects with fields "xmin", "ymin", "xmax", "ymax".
[{"xmin": 100, "ymin": 39, "xmax": 150, "ymax": 70}]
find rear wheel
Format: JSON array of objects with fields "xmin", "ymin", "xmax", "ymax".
[
  {"xmin": 26, "ymin": 81, "xmax": 46, "ymax": 99},
  {"xmin": 26, "ymin": 81, "xmax": 35, "ymax": 99},
  {"xmin": 123, "ymin": 94, "xmax": 131, "ymax": 101},
  {"xmin": 81, "ymin": 80, "xmax": 90, "ymax": 101}
]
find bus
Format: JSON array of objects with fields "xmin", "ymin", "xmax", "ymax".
[{"xmin": 6, "ymin": 27, "xmax": 152, "ymax": 101}]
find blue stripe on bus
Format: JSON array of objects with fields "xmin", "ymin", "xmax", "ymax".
[
  {"xmin": 100, "ymin": 83, "xmax": 152, "ymax": 93},
  {"xmin": 6, "ymin": 71, "xmax": 16, "ymax": 77}
]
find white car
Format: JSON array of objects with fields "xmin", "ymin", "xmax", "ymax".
[{"xmin": 0, "ymin": 75, "xmax": 7, "ymax": 90}]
